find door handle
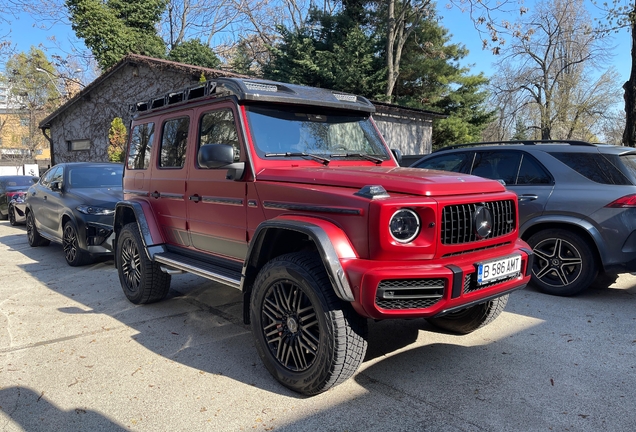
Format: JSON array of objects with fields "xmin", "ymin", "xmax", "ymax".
[
  {"xmin": 518, "ymin": 194, "xmax": 538, "ymax": 202},
  {"xmin": 150, "ymin": 191, "xmax": 160, "ymax": 199},
  {"xmin": 189, "ymin": 195, "xmax": 201, "ymax": 203}
]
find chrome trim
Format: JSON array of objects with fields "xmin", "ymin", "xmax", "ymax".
[
  {"xmin": 263, "ymin": 201, "xmax": 361, "ymax": 215},
  {"xmin": 123, "ymin": 189, "xmax": 149, "ymax": 197},
  {"xmin": 155, "ymin": 254, "xmax": 241, "ymax": 289},
  {"xmin": 160, "ymin": 193, "xmax": 184, "ymax": 200},
  {"xmin": 247, "ymin": 200, "xmax": 258, "ymax": 208},
  {"xmin": 201, "ymin": 197, "xmax": 244, "ymax": 206}
]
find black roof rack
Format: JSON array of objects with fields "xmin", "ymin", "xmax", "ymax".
[
  {"xmin": 129, "ymin": 78, "xmax": 376, "ymax": 115},
  {"xmin": 434, "ymin": 139, "xmax": 597, "ymax": 152}
]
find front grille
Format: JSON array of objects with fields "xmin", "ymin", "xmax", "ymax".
[
  {"xmin": 441, "ymin": 200, "xmax": 516, "ymax": 245},
  {"xmin": 376, "ymin": 278, "xmax": 445, "ymax": 310}
]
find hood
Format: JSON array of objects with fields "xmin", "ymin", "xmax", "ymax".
[
  {"xmin": 68, "ymin": 187, "xmax": 123, "ymax": 208},
  {"xmin": 255, "ymin": 166, "xmax": 504, "ymax": 196}
]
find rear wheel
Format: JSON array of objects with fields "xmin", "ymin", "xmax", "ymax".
[
  {"xmin": 63, "ymin": 221, "xmax": 92, "ymax": 266},
  {"xmin": 116, "ymin": 223, "xmax": 170, "ymax": 304},
  {"xmin": 427, "ymin": 295, "xmax": 509, "ymax": 334},
  {"xmin": 250, "ymin": 252, "xmax": 368, "ymax": 395},
  {"xmin": 526, "ymin": 229, "xmax": 597, "ymax": 296},
  {"xmin": 26, "ymin": 211, "xmax": 50, "ymax": 247}
]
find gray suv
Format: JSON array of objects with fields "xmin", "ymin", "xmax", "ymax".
[{"xmin": 411, "ymin": 140, "xmax": 636, "ymax": 296}]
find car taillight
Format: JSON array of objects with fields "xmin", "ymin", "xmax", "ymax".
[
  {"xmin": 606, "ymin": 194, "xmax": 636, "ymax": 208},
  {"xmin": 6, "ymin": 192, "xmax": 25, "ymax": 200}
]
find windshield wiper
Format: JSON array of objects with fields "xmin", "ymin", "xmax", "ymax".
[
  {"xmin": 329, "ymin": 153, "xmax": 384, "ymax": 164},
  {"xmin": 265, "ymin": 152, "xmax": 330, "ymax": 165}
]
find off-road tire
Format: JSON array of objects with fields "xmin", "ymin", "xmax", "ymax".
[
  {"xmin": 116, "ymin": 222, "xmax": 170, "ymax": 304},
  {"xmin": 8, "ymin": 206, "xmax": 17, "ymax": 226},
  {"xmin": 250, "ymin": 252, "xmax": 368, "ymax": 395},
  {"xmin": 26, "ymin": 211, "xmax": 50, "ymax": 247},
  {"xmin": 526, "ymin": 229, "xmax": 597, "ymax": 296},
  {"xmin": 427, "ymin": 294, "xmax": 509, "ymax": 335},
  {"xmin": 63, "ymin": 220, "xmax": 92, "ymax": 266}
]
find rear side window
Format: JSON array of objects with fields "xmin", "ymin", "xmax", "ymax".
[
  {"xmin": 550, "ymin": 152, "xmax": 632, "ymax": 185},
  {"xmin": 160, "ymin": 117, "xmax": 190, "ymax": 168},
  {"xmin": 127, "ymin": 123, "xmax": 155, "ymax": 170},
  {"xmin": 517, "ymin": 154, "xmax": 552, "ymax": 185},
  {"xmin": 413, "ymin": 152, "xmax": 471, "ymax": 173},
  {"xmin": 199, "ymin": 109, "xmax": 240, "ymax": 163}
]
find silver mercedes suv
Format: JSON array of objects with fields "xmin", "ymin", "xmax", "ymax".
[{"xmin": 411, "ymin": 140, "xmax": 636, "ymax": 296}]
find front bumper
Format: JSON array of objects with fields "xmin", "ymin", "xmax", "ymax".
[
  {"xmin": 75, "ymin": 215, "xmax": 116, "ymax": 254},
  {"xmin": 343, "ymin": 239, "xmax": 533, "ymax": 320}
]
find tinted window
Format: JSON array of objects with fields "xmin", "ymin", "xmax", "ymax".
[
  {"xmin": 199, "ymin": 110, "xmax": 240, "ymax": 163},
  {"xmin": 471, "ymin": 151, "xmax": 522, "ymax": 185},
  {"xmin": 550, "ymin": 152, "xmax": 632, "ymax": 185},
  {"xmin": 68, "ymin": 165, "xmax": 123, "ymax": 188},
  {"xmin": 160, "ymin": 117, "xmax": 189, "ymax": 168},
  {"xmin": 413, "ymin": 152, "xmax": 471, "ymax": 173},
  {"xmin": 2, "ymin": 177, "xmax": 34, "ymax": 187},
  {"xmin": 517, "ymin": 154, "xmax": 552, "ymax": 185},
  {"xmin": 50, "ymin": 167, "xmax": 63, "ymax": 187},
  {"xmin": 617, "ymin": 153, "xmax": 636, "ymax": 182},
  {"xmin": 40, "ymin": 167, "xmax": 58, "ymax": 187},
  {"xmin": 128, "ymin": 123, "xmax": 155, "ymax": 170}
]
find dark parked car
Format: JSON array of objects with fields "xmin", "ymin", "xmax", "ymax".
[
  {"xmin": 25, "ymin": 162, "xmax": 124, "ymax": 266},
  {"xmin": 0, "ymin": 175, "xmax": 38, "ymax": 222},
  {"xmin": 8, "ymin": 193, "xmax": 28, "ymax": 226},
  {"xmin": 411, "ymin": 140, "xmax": 636, "ymax": 296}
]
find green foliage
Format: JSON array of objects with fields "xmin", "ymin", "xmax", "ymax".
[
  {"xmin": 512, "ymin": 118, "xmax": 528, "ymax": 141},
  {"xmin": 4, "ymin": 47, "xmax": 60, "ymax": 108},
  {"xmin": 230, "ymin": 42, "xmax": 256, "ymax": 76},
  {"xmin": 108, "ymin": 117, "xmax": 127, "ymax": 162},
  {"xmin": 65, "ymin": 0, "xmax": 167, "ymax": 70},
  {"xmin": 167, "ymin": 39, "xmax": 221, "ymax": 69}
]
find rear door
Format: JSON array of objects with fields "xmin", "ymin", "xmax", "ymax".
[
  {"xmin": 32, "ymin": 166, "xmax": 64, "ymax": 237},
  {"xmin": 148, "ymin": 112, "xmax": 192, "ymax": 247}
]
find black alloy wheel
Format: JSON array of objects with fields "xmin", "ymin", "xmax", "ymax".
[
  {"xmin": 527, "ymin": 229, "xmax": 597, "ymax": 296},
  {"xmin": 63, "ymin": 221, "xmax": 90, "ymax": 266},
  {"xmin": 26, "ymin": 211, "xmax": 50, "ymax": 247},
  {"xmin": 116, "ymin": 223, "xmax": 170, "ymax": 304},
  {"xmin": 8, "ymin": 206, "xmax": 17, "ymax": 226}
]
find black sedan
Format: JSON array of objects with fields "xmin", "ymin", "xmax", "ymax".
[
  {"xmin": 25, "ymin": 162, "xmax": 123, "ymax": 266},
  {"xmin": 0, "ymin": 175, "xmax": 38, "ymax": 222}
]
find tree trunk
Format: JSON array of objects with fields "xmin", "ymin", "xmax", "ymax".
[{"xmin": 623, "ymin": 18, "xmax": 636, "ymax": 147}]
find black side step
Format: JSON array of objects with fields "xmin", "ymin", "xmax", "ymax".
[{"xmin": 154, "ymin": 251, "xmax": 242, "ymax": 289}]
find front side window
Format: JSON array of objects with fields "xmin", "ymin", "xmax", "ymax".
[
  {"xmin": 246, "ymin": 106, "xmax": 389, "ymax": 160},
  {"xmin": 128, "ymin": 123, "xmax": 155, "ymax": 170},
  {"xmin": 550, "ymin": 152, "xmax": 632, "ymax": 185},
  {"xmin": 160, "ymin": 117, "xmax": 189, "ymax": 168},
  {"xmin": 50, "ymin": 166, "xmax": 63, "ymax": 188},
  {"xmin": 199, "ymin": 109, "xmax": 240, "ymax": 163},
  {"xmin": 471, "ymin": 151, "xmax": 522, "ymax": 185}
]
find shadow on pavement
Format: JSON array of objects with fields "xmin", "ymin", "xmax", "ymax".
[{"xmin": 0, "ymin": 387, "xmax": 127, "ymax": 431}]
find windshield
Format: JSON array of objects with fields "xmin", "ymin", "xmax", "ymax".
[
  {"xmin": 68, "ymin": 165, "xmax": 123, "ymax": 188},
  {"xmin": 245, "ymin": 105, "xmax": 389, "ymax": 160}
]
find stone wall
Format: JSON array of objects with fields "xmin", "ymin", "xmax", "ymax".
[{"xmin": 50, "ymin": 64, "xmax": 201, "ymax": 163}]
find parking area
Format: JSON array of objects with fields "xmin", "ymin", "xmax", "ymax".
[{"xmin": 1, "ymin": 220, "xmax": 635, "ymax": 431}]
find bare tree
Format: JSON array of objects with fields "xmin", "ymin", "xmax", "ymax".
[{"xmin": 487, "ymin": 0, "xmax": 618, "ymax": 141}]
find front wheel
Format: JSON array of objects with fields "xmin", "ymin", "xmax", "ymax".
[
  {"xmin": 116, "ymin": 223, "xmax": 170, "ymax": 304},
  {"xmin": 526, "ymin": 229, "xmax": 597, "ymax": 296},
  {"xmin": 426, "ymin": 295, "xmax": 509, "ymax": 335},
  {"xmin": 250, "ymin": 252, "xmax": 368, "ymax": 395},
  {"xmin": 63, "ymin": 221, "xmax": 92, "ymax": 266}
]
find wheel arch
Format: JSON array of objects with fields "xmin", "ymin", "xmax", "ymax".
[
  {"xmin": 520, "ymin": 218, "xmax": 605, "ymax": 270},
  {"xmin": 241, "ymin": 216, "xmax": 359, "ymax": 324},
  {"xmin": 114, "ymin": 201, "xmax": 166, "ymax": 263}
]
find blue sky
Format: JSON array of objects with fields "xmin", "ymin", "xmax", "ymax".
[{"xmin": 1, "ymin": 2, "xmax": 632, "ymax": 84}]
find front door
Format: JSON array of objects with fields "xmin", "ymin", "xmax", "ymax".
[{"xmin": 186, "ymin": 104, "xmax": 248, "ymax": 261}]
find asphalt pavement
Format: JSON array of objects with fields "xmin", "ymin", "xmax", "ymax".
[{"xmin": 1, "ymin": 221, "xmax": 635, "ymax": 431}]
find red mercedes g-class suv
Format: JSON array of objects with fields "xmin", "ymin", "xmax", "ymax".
[{"xmin": 114, "ymin": 78, "xmax": 533, "ymax": 395}]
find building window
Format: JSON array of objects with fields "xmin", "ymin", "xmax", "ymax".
[{"xmin": 67, "ymin": 139, "xmax": 91, "ymax": 151}]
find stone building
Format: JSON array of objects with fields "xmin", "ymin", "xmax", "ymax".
[{"xmin": 40, "ymin": 54, "xmax": 441, "ymax": 166}]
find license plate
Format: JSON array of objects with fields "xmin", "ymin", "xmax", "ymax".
[{"xmin": 477, "ymin": 254, "xmax": 521, "ymax": 285}]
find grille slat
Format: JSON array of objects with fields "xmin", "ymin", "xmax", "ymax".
[
  {"xmin": 376, "ymin": 278, "xmax": 445, "ymax": 310},
  {"xmin": 441, "ymin": 200, "xmax": 516, "ymax": 245}
]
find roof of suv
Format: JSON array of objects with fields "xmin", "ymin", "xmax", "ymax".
[
  {"xmin": 432, "ymin": 140, "xmax": 636, "ymax": 156},
  {"xmin": 132, "ymin": 77, "xmax": 376, "ymax": 118}
]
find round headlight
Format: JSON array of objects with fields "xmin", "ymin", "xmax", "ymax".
[{"xmin": 389, "ymin": 209, "xmax": 420, "ymax": 243}]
